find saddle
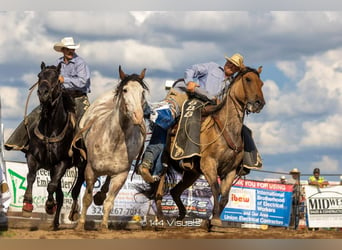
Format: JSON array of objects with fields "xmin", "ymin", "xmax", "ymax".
[
  {"xmin": 170, "ymin": 98, "xmax": 203, "ymax": 160},
  {"xmin": 169, "ymin": 94, "xmax": 262, "ymax": 173}
]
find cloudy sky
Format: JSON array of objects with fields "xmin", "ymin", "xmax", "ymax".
[{"xmin": 1, "ymin": 5, "xmax": 342, "ymax": 181}]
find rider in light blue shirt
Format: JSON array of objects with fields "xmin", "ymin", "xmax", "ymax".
[
  {"xmin": 56, "ymin": 53, "xmax": 91, "ymax": 94},
  {"xmin": 138, "ymin": 54, "xmax": 244, "ymax": 183},
  {"xmin": 183, "ymin": 61, "xmax": 232, "ymax": 100}
]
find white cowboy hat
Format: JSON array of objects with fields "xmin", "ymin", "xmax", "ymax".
[
  {"xmin": 225, "ymin": 53, "xmax": 244, "ymax": 69},
  {"xmin": 53, "ymin": 37, "xmax": 80, "ymax": 52},
  {"xmin": 280, "ymin": 175, "xmax": 286, "ymax": 180},
  {"xmin": 289, "ymin": 168, "xmax": 300, "ymax": 174}
]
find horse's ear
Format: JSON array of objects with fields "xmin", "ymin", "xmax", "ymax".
[
  {"xmin": 119, "ymin": 65, "xmax": 126, "ymax": 80},
  {"xmin": 41, "ymin": 61, "xmax": 46, "ymax": 70},
  {"xmin": 139, "ymin": 68, "xmax": 146, "ymax": 80},
  {"xmin": 257, "ymin": 66, "xmax": 263, "ymax": 74}
]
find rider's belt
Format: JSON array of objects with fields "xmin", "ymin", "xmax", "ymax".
[{"xmin": 67, "ymin": 90, "xmax": 87, "ymax": 98}]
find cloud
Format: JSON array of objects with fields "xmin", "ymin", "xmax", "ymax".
[
  {"xmin": 301, "ymin": 114, "xmax": 342, "ymax": 147},
  {"xmin": 1, "ymin": 11, "xmax": 342, "ymax": 179},
  {"xmin": 310, "ymin": 155, "xmax": 339, "ymax": 172}
]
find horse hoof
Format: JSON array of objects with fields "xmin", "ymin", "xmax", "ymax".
[
  {"xmin": 68, "ymin": 203, "xmax": 80, "ymax": 221},
  {"xmin": 22, "ymin": 203, "xmax": 34, "ymax": 217},
  {"xmin": 22, "ymin": 210, "xmax": 33, "ymax": 218},
  {"xmin": 210, "ymin": 218, "xmax": 222, "ymax": 227},
  {"xmin": 93, "ymin": 192, "xmax": 106, "ymax": 206},
  {"xmin": 74, "ymin": 223, "xmax": 85, "ymax": 231},
  {"xmin": 45, "ymin": 203, "xmax": 57, "ymax": 215},
  {"xmin": 98, "ymin": 224, "xmax": 109, "ymax": 232},
  {"xmin": 69, "ymin": 212, "xmax": 80, "ymax": 221}
]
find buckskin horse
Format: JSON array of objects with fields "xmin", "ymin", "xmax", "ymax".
[
  {"xmin": 74, "ymin": 66, "xmax": 148, "ymax": 231},
  {"xmin": 22, "ymin": 62, "xmax": 86, "ymax": 230},
  {"xmin": 142, "ymin": 66, "xmax": 265, "ymax": 230}
]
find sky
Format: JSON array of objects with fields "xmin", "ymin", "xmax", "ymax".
[{"xmin": 1, "ymin": 5, "xmax": 342, "ymax": 182}]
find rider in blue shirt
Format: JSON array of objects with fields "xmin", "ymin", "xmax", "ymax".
[
  {"xmin": 138, "ymin": 54, "xmax": 244, "ymax": 183},
  {"xmin": 5, "ymin": 37, "xmax": 91, "ymax": 151}
]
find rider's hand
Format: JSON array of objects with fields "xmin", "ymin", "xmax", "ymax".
[
  {"xmin": 58, "ymin": 75, "xmax": 64, "ymax": 83},
  {"xmin": 187, "ymin": 81, "xmax": 199, "ymax": 92}
]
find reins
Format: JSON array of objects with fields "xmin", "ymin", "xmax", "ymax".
[{"xmin": 34, "ymin": 112, "xmax": 75, "ymax": 143}]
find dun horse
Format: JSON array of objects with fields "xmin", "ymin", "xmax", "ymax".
[
  {"xmin": 147, "ymin": 66, "xmax": 265, "ymax": 229},
  {"xmin": 75, "ymin": 66, "xmax": 148, "ymax": 231},
  {"xmin": 23, "ymin": 62, "xmax": 86, "ymax": 230}
]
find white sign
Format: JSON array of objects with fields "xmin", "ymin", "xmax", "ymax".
[{"xmin": 305, "ymin": 185, "xmax": 342, "ymax": 228}]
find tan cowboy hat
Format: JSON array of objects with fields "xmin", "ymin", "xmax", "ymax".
[
  {"xmin": 289, "ymin": 168, "xmax": 300, "ymax": 174},
  {"xmin": 225, "ymin": 53, "xmax": 244, "ymax": 69},
  {"xmin": 54, "ymin": 37, "xmax": 80, "ymax": 52}
]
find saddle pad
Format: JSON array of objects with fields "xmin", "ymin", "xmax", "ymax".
[{"xmin": 171, "ymin": 99, "xmax": 203, "ymax": 160}]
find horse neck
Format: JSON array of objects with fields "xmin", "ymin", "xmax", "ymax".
[
  {"xmin": 39, "ymin": 95, "xmax": 69, "ymax": 136},
  {"xmin": 219, "ymin": 88, "xmax": 245, "ymax": 136}
]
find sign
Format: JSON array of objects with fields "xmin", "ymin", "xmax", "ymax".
[
  {"xmin": 80, "ymin": 172, "xmax": 151, "ymax": 218},
  {"xmin": 5, "ymin": 161, "xmax": 77, "ymax": 223},
  {"xmin": 220, "ymin": 179, "xmax": 293, "ymax": 227},
  {"xmin": 305, "ymin": 185, "xmax": 342, "ymax": 228},
  {"xmin": 155, "ymin": 176, "xmax": 213, "ymax": 219}
]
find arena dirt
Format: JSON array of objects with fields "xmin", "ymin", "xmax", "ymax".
[{"xmin": 1, "ymin": 224, "xmax": 341, "ymax": 239}]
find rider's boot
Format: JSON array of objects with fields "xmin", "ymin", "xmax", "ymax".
[{"xmin": 138, "ymin": 160, "xmax": 156, "ymax": 183}]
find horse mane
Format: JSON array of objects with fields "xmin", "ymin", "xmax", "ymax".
[
  {"xmin": 234, "ymin": 66, "xmax": 260, "ymax": 80},
  {"xmin": 115, "ymin": 73, "xmax": 149, "ymax": 98},
  {"xmin": 201, "ymin": 66, "xmax": 260, "ymax": 116}
]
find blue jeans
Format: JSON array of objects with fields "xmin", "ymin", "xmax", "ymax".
[{"xmin": 143, "ymin": 125, "xmax": 167, "ymax": 176}]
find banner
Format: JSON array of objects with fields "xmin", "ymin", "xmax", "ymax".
[
  {"xmin": 79, "ymin": 172, "xmax": 151, "ymax": 218},
  {"xmin": 220, "ymin": 179, "xmax": 293, "ymax": 227},
  {"xmin": 154, "ymin": 176, "xmax": 213, "ymax": 219},
  {"xmin": 305, "ymin": 185, "xmax": 342, "ymax": 228},
  {"xmin": 5, "ymin": 161, "xmax": 77, "ymax": 223}
]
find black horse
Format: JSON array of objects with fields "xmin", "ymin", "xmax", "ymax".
[{"xmin": 22, "ymin": 62, "xmax": 86, "ymax": 230}]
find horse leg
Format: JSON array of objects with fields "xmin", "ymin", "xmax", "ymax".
[
  {"xmin": 93, "ymin": 175, "xmax": 110, "ymax": 206},
  {"xmin": 46, "ymin": 164, "xmax": 67, "ymax": 230},
  {"xmin": 75, "ymin": 164, "xmax": 95, "ymax": 231},
  {"xmin": 200, "ymin": 160, "xmax": 221, "ymax": 227},
  {"xmin": 170, "ymin": 170, "xmax": 201, "ymax": 221},
  {"xmin": 100, "ymin": 172, "xmax": 128, "ymax": 231},
  {"xmin": 155, "ymin": 174, "xmax": 166, "ymax": 221},
  {"xmin": 218, "ymin": 169, "xmax": 237, "ymax": 214},
  {"xmin": 69, "ymin": 161, "xmax": 86, "ymax": 221},
  {"xmin": 22, "ymin": 155, "xmax": 38, "ymax": 218},
  {"xmin": 52, "ymin": 181, "xmax": 64, "ymax": 230}
]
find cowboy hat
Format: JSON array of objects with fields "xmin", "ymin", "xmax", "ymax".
[
  {"xmin": 289, "ymin": 168, "xmax": 300, "ymax": 174},
  {"xmin": 54, "ymin": 37, "xmax": 80, "ymax": 52},
  {"xmin": 225, "ymin": 53, "xmax": 244, "ymax": 69}
]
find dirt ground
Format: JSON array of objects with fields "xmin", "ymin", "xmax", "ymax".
[{"xmin": 1, "ymin": 222, "xmax": 341, "ymax": 239}]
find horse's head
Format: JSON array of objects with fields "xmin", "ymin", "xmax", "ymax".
[
  {"xmin": 116, "ymin": 66, "xmax": 149, "ymax": 125},
  {"xmin": 232, "ymin": 66, "xmax": 265, "ymax": 114},
  {"xmin": 37, "ymin": 62, "xmax": 62, "ymax": 105}
]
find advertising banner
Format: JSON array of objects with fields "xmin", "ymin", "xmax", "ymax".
[
  {"xmin": 79, "ymin": 172, "xmax": 152, "ymax": 218},
  {"xmin": 220, "ymin": 179, "xmax": 293, "ymax": 227},
  {"xmin": 305, "ymin": 185, "xmax": 342, "ymax": 228}
]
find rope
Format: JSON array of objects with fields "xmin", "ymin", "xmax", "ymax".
[{"xmin": 24, "ymin": 81, "xmax": 39, "ymax": 139}]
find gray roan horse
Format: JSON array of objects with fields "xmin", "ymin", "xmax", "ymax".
[
  {"xmin": 143, "ymin": 66, "xmax": 265, "ymax": 230},
  {"xmin": 74, "ymin": 66, "xmax": 148, "ymax": 231}
]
